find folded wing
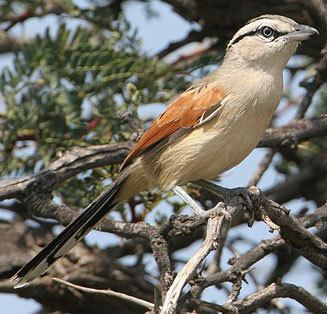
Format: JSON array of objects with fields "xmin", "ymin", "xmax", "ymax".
[{"xmin": 120, "ymin": 82, "xmax": 225, "ymax": 170}]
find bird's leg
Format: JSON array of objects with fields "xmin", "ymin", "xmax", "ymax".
[
  {"xmin": 172, "ymin": 186, "xmax": 226, "ymax": 219},
  {"xmin": 194, "ymin": 180, "xmax": 255, "ymax": 227}
]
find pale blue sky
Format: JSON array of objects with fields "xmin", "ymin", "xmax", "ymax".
[{"xmin": 0, "ymin": 1, "xmax": 323, "ymax": 313}]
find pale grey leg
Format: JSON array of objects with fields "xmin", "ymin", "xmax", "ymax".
[{"xmin": 172, "ymin": 185, "xmax": 225, "ymax": 219}]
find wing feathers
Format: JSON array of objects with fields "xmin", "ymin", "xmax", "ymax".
[{"xmin": 120, "ymin": 82, "xmax": 224, "ymax": 170}]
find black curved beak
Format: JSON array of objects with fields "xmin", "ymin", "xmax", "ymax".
[{"xmin": 285, "ymin": 24, "xmax": 319, "ymax": 42}]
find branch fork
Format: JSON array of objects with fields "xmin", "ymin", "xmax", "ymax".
[{"xmin": 161, "ymin": 195, "xmax": 232, "ymax": 314}]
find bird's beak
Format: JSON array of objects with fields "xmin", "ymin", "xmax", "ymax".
[{"xmin": 284, "ymin": 24, "xmax": 319, "ymax": 43}]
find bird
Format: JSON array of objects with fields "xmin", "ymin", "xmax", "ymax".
[{"xmin": 12, "ymin": 14, "xmax": 318, "ymax": 288}]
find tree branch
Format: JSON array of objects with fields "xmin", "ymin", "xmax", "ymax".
[
  {"xmin": 232, "ymin": 282, "xmax": 327, "ymax": 313},
  {"xmin": 258, "ymin": 114, "xmax": 327, "ymax": 148},
  {"xmin": 190, "ymin": 282, "xmax": 327, "ymax": 313},
  {"xmin": 247, "ymin": 149, "xmax": 275, "ymax": 187},
  {"xmin": 163, "ymin": 0, "xmax": 326, "ymax": 58},
  {"xmin": 0, "ymin": 142, "xmax": 131, "ymax": 201},
  {"xmin": 161, "ymin": 205, "xmax": 232, "ymax": 314},
  {"xmin": 265, "ymin": 153, "xmax": 326, "ymax": 204},
  {"xmin": 258, "ymin": 195, "xmax": 327, "ymax": 270},
  {"xmin": 297, "ymin": 47, "xmax": 327, "ymax": 118},
  {"xmin": 53, "ymin": 278, "xmax": 154, "ymax": 311}
]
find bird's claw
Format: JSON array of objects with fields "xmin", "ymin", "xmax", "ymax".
[{"xmin": 228, "ymin": 187, "xmax": 255, "ymax": 227}]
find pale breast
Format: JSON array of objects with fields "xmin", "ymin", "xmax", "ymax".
[
  {"xmin": 178, "ymin": 104, "xmax": 276, "ymax": 183},
  {"xmin": 122, "ymin": 95, "xmax": 278, "ymax": 197},
  {"xmin": 152, "ymin": 77, "xmax": 281, "ymax": 188},
  {"xmin": 134, "ymin": 68, "xmax": 283, "ymax": 191}
]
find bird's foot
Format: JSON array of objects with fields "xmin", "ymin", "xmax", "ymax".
[
  {"xmin": 221, "ymin": 186, "xmax": 255, "ymax": 227},
  {"xmin": 193, "ymin": 181, "xmax": 257, "ymax": 227}
]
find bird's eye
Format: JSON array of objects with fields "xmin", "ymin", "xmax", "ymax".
[{"xmin": 259, "ymin": 26, "xmax": 274, "ymax": 38}]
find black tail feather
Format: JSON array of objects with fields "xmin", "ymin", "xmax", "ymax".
[{"xmin": 12, "ymin": 175, "xmax": 126, "ymax": 288}]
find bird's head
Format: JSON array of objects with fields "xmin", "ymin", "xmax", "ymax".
[{"xmin": 225, "ymin": 15, "xmax": 319, "ymax": 70}]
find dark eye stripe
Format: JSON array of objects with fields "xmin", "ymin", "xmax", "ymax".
[
  {"xmin": 273, "ymin": 30, "xmax": 288, "ymax": 37},
  {"xmin": 228, "ymin": 28, "xmax": 289, "ymax": 48},
  {"xmin": 228, "ymin": 30, "xmax": 256, "ymax": 47}
]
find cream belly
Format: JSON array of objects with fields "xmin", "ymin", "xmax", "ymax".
[
  {"xmin": 118, "ymin": 99, "xmax": 278, "ymax": 201},
  {"xmin": 152, "ymin": 104, "xmax": 276, "ymax": 189}
]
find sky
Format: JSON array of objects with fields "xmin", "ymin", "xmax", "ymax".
[{"xmin": 0, "ymin": 1, "xmax": 323, "ymax": 313}]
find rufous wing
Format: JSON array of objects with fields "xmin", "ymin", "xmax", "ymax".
[{"xmin": 120, "ymin": 82, "xmax": 225, "ymax": 170}]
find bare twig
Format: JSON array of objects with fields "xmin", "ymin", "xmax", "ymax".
[
  {"xmin": 159, "ymin": 0, "xmax": 325, "ymax": 58},
  {"xmin": 17, "ymin": 195, "xmax": 174, "ymax": 296},
  {"xmin": 200, "ymin": 183, "xmax": 327, "ymax": 269},
  {"xmin": 53, "ymin": 278, "xmax": 154, "ymax": 310},
  {"xmin": 189, "ymin": 299, "xmax": 229, "ymax": 313},
  {"xmin": 260, "ymin": 197, "xmax": 327, "ymax": 269},
  {"xmin": 187, "ymin": 189, "xmax": 327, "ymax": 297},
  {"xmin": 157, "ymin": 29, "xmax": 205, "ymax": 59},
  {"xmin": 0, "ymin": 142, "xmax": 131, "ymax": 201},
  {"xmin": 301, "ymin": 202, "xmax": 327, "ymax": 228},
  {"xmin": 258, "ymin": 114, "xmax": 327, "ymax": 148},
  {"xmin": 161, "ymin": 205, "xmax": 232, "ymax": 314},
  {"xmin": 226, "ymin": 276, "xmax": 243, "ymax": 304},
  {"xmin": 3, "ymin": 4, "xmax": 62, "ymax": 32},
  {"xmin": 297, "ymin": 48, "xmax": 327, "ymax": 118},
  {"xmin": 248, "ymin": 150, "xmax": 275, "ymax": 187},
  {"xmin": 232, "ymin": 282, "xmax": 327, "ymax": 313},
  {"xmin": 190, "ymin": 282, "xmax": 327, "ymax": 313},
  {"xmin": 265, "ymin": 153, "xmax": 327, "ymax": 204},
  {"xmin": 194, "ymin": 237, "xmax": 285, "ymax": 295}
]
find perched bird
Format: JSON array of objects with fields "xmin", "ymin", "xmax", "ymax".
[{"xmin": 13, "ymin": 15, "xmax": 318, "ymax": 288}]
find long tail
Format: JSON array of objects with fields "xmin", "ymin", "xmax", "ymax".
[{"xmin": 12, "ymin": 173, "xmax": 127, "ymax": 288}]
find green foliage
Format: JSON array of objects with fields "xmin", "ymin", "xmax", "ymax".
[{"xmin": 0, "ymin": 5, "xmax": 188, "ymax": 207}]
